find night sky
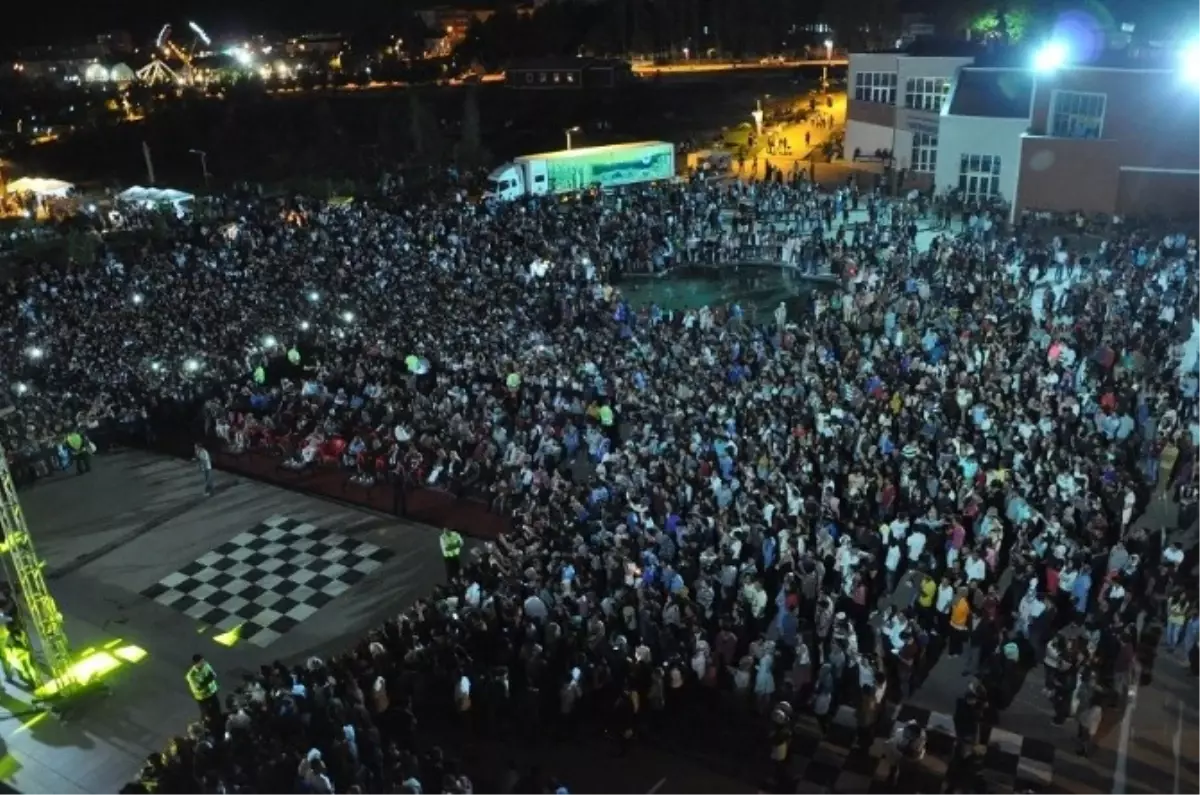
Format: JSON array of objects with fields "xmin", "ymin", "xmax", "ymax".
[{"xmin": 4, "ymin": 0, "xmax": 441, "ymax": 47}]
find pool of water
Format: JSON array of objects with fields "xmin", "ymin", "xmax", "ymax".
[{"xmin": 617, "ymin": 265, "xmax": 834, "ymax": 317}]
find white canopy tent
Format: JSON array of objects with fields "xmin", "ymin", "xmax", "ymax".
[
  {"xmin": 118, "ymin": 186, "xmax": 195, "ymax": 205},
  {"xmin": 117, "ymin": 186, "xmax": 196, "ymax": 216},
  {"xmin": 5, "ymin": 177, "xmax": 74, "ymax": 198}
]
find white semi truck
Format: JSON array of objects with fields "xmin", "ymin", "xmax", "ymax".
[{"xmin": 484, "ymin": 141, "xmax": 676, "ymax": 201}]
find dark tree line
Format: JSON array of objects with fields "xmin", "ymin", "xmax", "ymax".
[
  {"xmin": 455, "ymin": 0, "xmax": 835, "ymax": 67},
  {"xmin": 454, "ymin": 0, "xmax": 1194, "ymax": 68}
]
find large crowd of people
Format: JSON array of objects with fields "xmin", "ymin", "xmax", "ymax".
[{"xmin": 1, "ymin": 167, "xmax": 1197, "ymax": 794}]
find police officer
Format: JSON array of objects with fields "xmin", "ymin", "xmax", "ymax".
[
  {"xmin": 440, "ymin": 528, "xmax": 464, "ymax": 582},
  {"xmin": 186, "ymin": 653, "xmax": 221, "ymax": 730}
]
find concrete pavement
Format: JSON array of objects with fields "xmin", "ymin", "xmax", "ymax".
[
  {"xmin": 732, "ymin": 92, "xmax": 846, "ymax": 180},
  {"xmin": 890, "ymin": 497, "xmax": 1199, "ymax": 794},
  {"xmin": 0, "ymin": 451, "xmax": 450, "ymax": 793}
]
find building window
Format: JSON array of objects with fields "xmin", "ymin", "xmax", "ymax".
[
  {"xmin": 904, "ymin": 77, "xmax": 950, "ymax": 111},
  {"xmin": 910, "ymin": 132, "xmax": 937, "ymax": 173},
  {"xmin": 853, "ymin": 71, "xmax": 897, "ymax": 104},
  {"xmin": 1049, "ymin": 90, "xmax": 1106, "ymax": 139},
  {"xmin": 958, "ymin": 154, "xmax": 1001, "ymax": 202}
]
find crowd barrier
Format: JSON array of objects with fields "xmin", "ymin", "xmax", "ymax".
[{"xmin": 12, "ymin": 420, "xmax": 508, "ymax": 540}]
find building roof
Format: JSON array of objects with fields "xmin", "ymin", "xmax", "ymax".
[{"xmin": 947, "ymin": 68, "xmax": 1032, "ymax": 118}]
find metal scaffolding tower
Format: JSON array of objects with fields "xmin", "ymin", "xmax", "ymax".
[{"xmin": 0, "ymin": 448, "xmax": 75, "ymax": 703}]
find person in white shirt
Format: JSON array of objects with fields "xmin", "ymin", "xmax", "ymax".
[
  {"xmin": 193, "ymin": 443, "xmax": 214, "ymax": 496},
  {"xmin": 905, "ymin": 529, "xmax": 926, "ymax": 564},
  {"xmin": 936, "ymin": 577, "xmax": 955, "ymax": 618},
  {"xmin": 885, "ymin": 544, "xmax": 902, "ymax": 592},
  {"xmin": 965, "ymin": 553, "xmax": 986, "ymax": 583}
]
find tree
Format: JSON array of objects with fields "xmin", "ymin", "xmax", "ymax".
[
  {"xmin": 454, "ymin": 85, "xmax": 488, "ymax": 168},
  {"xmin": 931, "ymin": 0, "xmax": 1034, "ymax": 43},
  {"xmin": 970, "ymin": 3, "xmax": 1033, "ymax": 43},
  {"xmin": 408, "ymin": 91, "xmax": 425, "ymax": 157},
  {"xmin": 406, "ymin": 90, "xmax": 443, "ymax": 163},
  {"xmin": 377, "ymin": 101, "xmax": 401, "ymax": 158}
]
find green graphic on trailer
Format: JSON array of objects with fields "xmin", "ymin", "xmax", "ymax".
[{"xmin": 545, "ymin": 146, "xmax": 674, "ymax": 193}]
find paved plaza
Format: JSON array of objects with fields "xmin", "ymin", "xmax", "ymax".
[{"xmin": 1, "ymin": 452, "xmax": 447, "ymax": 793}]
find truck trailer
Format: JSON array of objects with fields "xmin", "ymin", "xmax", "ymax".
[{"xmin": 484, "ymin": 141, "xmax": 676, "ymax": 201}]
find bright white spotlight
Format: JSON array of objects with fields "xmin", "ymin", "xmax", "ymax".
[
  {"xmin": 1033, "ymin": 41, "xmax": 1068, "ymax": 72},
  {"xmin": 14, "ymin": 383, "xmax": 27, "ymax": 395},
  {"xmin": 132, "ymin": 293, "xmax": 144, "ymax": 305},
  {"xmin": 26, "ymin": 346, "xmax": 44, "ymax": 360},
  {"xmin": 342, "ymin": 311, "xmax": 355, "ymax": 323},
  {"xmin": 150, "ymin": 362, "xmax": 163, "ymax": 372},
  {"xmin": 1182, "ymin": 40, "xmax": 1200, "ymax": 83},
  {"xmin": 307, "ymin": 291, "xmax": 320, "ymax": 302},
  {"xmin": 299, "ymin": 321, "xmax": 311, "ymax": 331},
  {"xmin": 184, "ymin": 359, "xmax": 200, "ymax": 372},
  {"xmin": 225, "ymin": 46, "xmax": 254, "ymax": 66},
  {"xmin": 263, "ymin": 335, "xmax": 278, "ymax": 348}
]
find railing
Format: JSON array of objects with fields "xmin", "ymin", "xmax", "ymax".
[{"xmin": 13, "ymin": 419, "xmax": 508, "ymax": 539}]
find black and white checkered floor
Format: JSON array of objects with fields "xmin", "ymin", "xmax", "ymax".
[
  {"xmin": 779, "ymin": 702, "xmax": 1061, "ymax": 793},
  {"xmin": 141, "ymin": 514, "xmax": 393, "ymax": 648}
]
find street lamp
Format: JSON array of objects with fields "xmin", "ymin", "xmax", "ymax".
[
  {"xmin": 1028, "ymin": 40, "xmax": 1070, "ymax": 133},
  {"xmin": 1181, "ymin": 40, "xmax": 1200, "ymax": 83},
  {"xmin": 565, "ymin": 126, "xmax": 581, "ymax": 150},
  {"xmin": 188, "ymin": 148, "xmax": 210, "ymax": 189},
  {"xmin": 1032, "ymin": 41, "xmax": 1069, "ymax": 73},
  {"xmin": 752, "ymin": 94, "xmax": 771, "ymax": 135},
  {"xmin": 823, "ymin": 39, "xmax": 834, "ymax": 86}
]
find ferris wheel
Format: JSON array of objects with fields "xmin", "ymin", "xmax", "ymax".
[{"xmin": 138, "ymin": 21, "xmax": 212, "ymax": 85}]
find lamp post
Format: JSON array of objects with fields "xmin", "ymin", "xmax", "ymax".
[
  {"xmin": 565, "ymin": 125, "xmax": 581, "ymax": 150},
  {"xmin": 188, "ymin": 148, "xmax": 210, "ymax": 188},
  {"xmin": 823, "ymin": 39, "xmax": 833, "ymax": 87},
  {"xmin": 752, "ymin": 95, "xmax": 769, "ymax": 136}
]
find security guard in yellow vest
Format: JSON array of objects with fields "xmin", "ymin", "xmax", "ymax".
[
  {"xmin": 66, "ymin": 430, "xmax": 91, "ymax": 475},
  {"xmin": 187, "ymin": 653, "xmax": 222, "ymax": 730},
  {"xmin": 6, "ymin": 623, "xmax": 38, "ymax": 687},
  {"xmin": 440, "ymin": 528, "xmax": 464, "ymax": 582}
]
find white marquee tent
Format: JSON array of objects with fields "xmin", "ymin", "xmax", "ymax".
[
  {"xmin": 117, "ymin": 186, "xmax": 196, "ymax": 216},
  {"xmin": 5, "ymin": 177, "xmax": 74, "ymax": 198},
  {"xmin": 117, "ymin": 186, "xmax": 195, "ymax": 206}
]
